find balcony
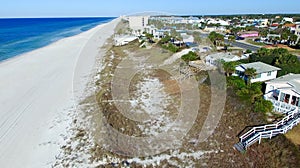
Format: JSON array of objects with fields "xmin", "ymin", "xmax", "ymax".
[{"xmin": 265, "ymin": 95, "xmax": 299, "ymax": 114}]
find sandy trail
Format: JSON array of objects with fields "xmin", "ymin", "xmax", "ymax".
[{"xmin": 0, "ymin": 18, "xmax": 120, "ymax": 168}]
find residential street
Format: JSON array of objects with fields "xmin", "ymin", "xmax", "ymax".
[{"xmin": 224, "ymin": 39, "xmax": 261, "ymax": 51}]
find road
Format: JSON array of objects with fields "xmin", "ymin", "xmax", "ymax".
[
  {"xmin": 198, "ymin": 32, "xmax": 261, "ymax": 52},
  {"xmin": 224, "ymin": 39, "xmax": 261, "ymax": 52}
]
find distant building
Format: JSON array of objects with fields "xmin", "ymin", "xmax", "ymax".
[
  {"xmin": 295, "ymin": 24, "xmax": 300, "ymax": 38},
  {"xmin": 127, "ymin": 16, "xmax": 149, "ymax": 35},
  {"xmin": 234, "ymin": 62, "xmax": 281, "ymax": 83},
  {"xmin": 207, "ymin": 19, "xmax": 230, "ymax": 26},
  {"xmin": 264, "ymin": 73, "xmax": 300, "ymax": 113},
  {"xmin": 283, "ymin": 17, "xmax": 294, "ymax": 23},
  {"xmin": 283, "ymin": 24, "xmax": 296, "ymax": 33},
  {"xmin": 205, "ymin": 53, "xmax": 240, "ymax": 66},
  {"xmin": 238, "ymin": 31, "xmax": 259, "ymax": 38},
  {"xmin": 259, "ymin": 19, "xmax": 269, "ymax": 27},
  {"xmin": 203, "ymin": 26, "xmax": 226, "ymax": 32},
  {"xmin": 181, "ymin": 33, "xmax": 194, "ymax": 43},
  {"xmin": 270, "ymin": 23, "xmax": 279, "ymax": 30}
]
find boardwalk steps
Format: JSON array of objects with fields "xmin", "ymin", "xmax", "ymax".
[
  {"xmin": 234, "ymin": 142, "xmax": 246, "ymax": 153},
  {"xmin": 234, "ymin": 107, "xmax": 300, "ymax": 152}
]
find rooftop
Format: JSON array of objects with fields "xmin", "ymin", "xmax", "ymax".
[
  {"xmin": 267, "ymin": 73, "xmax": 300, "ymax": 94},
  {"xmin": 207, "ymin": 52, "xmax": 239, "ymax": 60},
  {"xmin": 238, "ymin": 31, "xmax": 259, "ymax": 35},
  {"xmin": 283, "ymin": 24, "xmax": 296, "ymax": 27},
  {"xmin": 239, "ymin": 62, "xmax": 281, "ymax": 74}
]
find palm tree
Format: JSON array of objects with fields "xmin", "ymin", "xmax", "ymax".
[
  {"xmin": 257, "ymin": 48, "xmax": 271, "ymax": 56},
  {"xmin": 228, "ymin": 35, "xmax": 235, "ymax": 43},
  {"xmin": 223, "ymin": 62, "xmax": 236, "ymax": 76},
  {"xmin": 244, "ymin": 68, "xmax": 257, "ymax": 85},
  {"xmin": 289, "ymin": 34, "xmax": 298, "ymax": 45}
]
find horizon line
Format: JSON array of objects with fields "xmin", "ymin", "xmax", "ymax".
[{"xmin": 1, "ymin": 12, "xmax": 300, "ymax": 19}]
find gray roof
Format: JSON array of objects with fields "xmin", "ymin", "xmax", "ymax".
[
  {"xmin": 240, "ymin": 62, "xmax": 281, "ymax": 73},
  {"xmin": 207, "ymin": 53, "xmax": 239, "ymax": 60},
  {"xmin": 269, "ymin": 73, "xmax": 300, "ymax": 93}
]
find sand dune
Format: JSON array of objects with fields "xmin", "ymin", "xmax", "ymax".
[{"xmin": 0, "ymin": 18, "xmax": 120, "ymax": 168}]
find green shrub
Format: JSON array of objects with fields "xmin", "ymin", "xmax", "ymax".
[
  {"xmin": 162, "ymin": 43, "xmax": 179, "ymax": 53},
  {"xmin": 254, "ymin": 98, "xmax": 274, "ymax": 113},
  {"xmin": 246, "ymin": 49, "xmax": 252, "ymax": 53},
  {"xmin": 236, "ymin": 82, "xmax": 263, "ymax": 103},
  {"xmin": 181, "ymin": 51, "xmax": 198, "ymax": 62},
  {"xmin": 227, "ymin": 76, "xmax": 246, "ymax": 90}
]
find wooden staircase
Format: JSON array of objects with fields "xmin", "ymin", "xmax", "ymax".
[{"xmin": 234, "ymin": 107, "xmax": 300, "ymax": 152}]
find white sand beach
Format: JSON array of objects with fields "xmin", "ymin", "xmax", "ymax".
[{"xmin": 0, "ymin": 18, "xmax": 120, "ymax": 168}]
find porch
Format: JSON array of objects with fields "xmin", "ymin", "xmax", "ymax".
[{"xmin": 264, "ymin": 89, "xmax": 300, "ymax": 113}]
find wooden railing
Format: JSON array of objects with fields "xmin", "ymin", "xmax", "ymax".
[{"xmin": 236, "ymin": 107, "xmax": 300, "ymax": 151}]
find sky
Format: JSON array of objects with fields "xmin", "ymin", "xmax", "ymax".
[{"xmin": 0, "ymin": 0, "xmax": 300, "ymax": 18}]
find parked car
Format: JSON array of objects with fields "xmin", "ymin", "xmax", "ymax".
[{"xmin": 236, "ymin": 36, "xmax": 245, "ymax": 40}]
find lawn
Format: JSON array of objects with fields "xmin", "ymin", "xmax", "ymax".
[{"xmin": 285, "ymin": 124, "xmax": 300, "ymax": 146}]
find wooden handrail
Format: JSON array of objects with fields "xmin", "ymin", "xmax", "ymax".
[{"xmin": 238, "ymin": 107, "xmax": 300, "ymax": 150}]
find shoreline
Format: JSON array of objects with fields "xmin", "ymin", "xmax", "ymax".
[
  {"xmin": 0, "ymin": 18, "xmax": 114, "ymax": 65},
  {"xmin": 0, "ymin": 17, "xmax": 120, "ymax": 167}
]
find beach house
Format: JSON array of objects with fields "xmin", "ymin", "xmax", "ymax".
[
  {"xmin": 234, "ymin": 62, "xmax": 281, "ymax": 83},
  {"xmin": 264, "ymin": 73, "xmax": 300, "ymax": 113},
  {"xmin": 205, "ymin": 53, "xmax": 240, "ymax": 66}
]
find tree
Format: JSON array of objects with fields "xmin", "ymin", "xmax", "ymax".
[
  {"xmin": 208, "ymin": 31, "xmax": 224, "ymax": 46},
  {"xmin": 230, "ymin": 27, "xmax": 242, "ymax": 36},
  {"xmin": 244, "ymin": 68, "xmax": 257, "ymax": 85},
  {"xmin": 245, "ymin": 49, "xmax": 252, "ymax": 54},
  {"xmin": 223, "ymin": 61, "xmax": 236, "ymax": 76},
  {"xmin": 145, "ymin": 33, "xmax": 154, "ymax": 40},
  {"xmin": 159, "ymin": 35, "xmax": 171, "ymax": 44},
  {"xmin": 289, "ymin": 34, "xmax": 298, "ymax": 45},
  {"xmin": 254, "ymin": 98, "xmax": 274, "ymax": 113},
  {"xmin": 228, "ymin": 35, "xmax": 236, "ymax": 44},
  {"xmin": 259, "ymin": 29, "xmax": 269, "ymax": 37},
  {"xmin": 257, "ymin": 48, "xmax": 271, "ymax": 57},
  {"xmin": 227, "ymin": 76, "xmax": 247, "ymax": 90},
  {"xmin": 236, "ymin": 82, "xmax": 263, "ymax": 103}
]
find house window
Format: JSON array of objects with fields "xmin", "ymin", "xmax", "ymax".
[
  {"xmin": 273, "ymin": 89, "xmax": 279, "ymax": 100},
  {"xmin": 280, "ymin": 93, "xmax": 285, "ymax": 102},
  {"xmin": 292, "ymin": 96, "xmax": 297, "ymax": 105},
  {"xmin": 255, "ymin": 73, "xmax": 261, "ymax": 78},
  {"xmin": 267, "ymin": 71, "xmax": 272, "ymax": 76},
  {"xmin": 284, "ymin": 94, "xmax": 290, "ymax": 103}
]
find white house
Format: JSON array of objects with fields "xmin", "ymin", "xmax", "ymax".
[
  {"xmin": 114, "ymin": 35, "xmax": 138, "ymax": 46},
  {"xmin": 203, "ymin": 26, "xmax": 226, "ymax": 32},
  {"xmin": 205, "ymin": 53, "xmax": 240, "ymax": 66},
  {"xmin": 283, "ymin": 17, "xmax": 294, "ymax": 23},
  {"xmin": 207, "ymin": 19, "xmax": 230, "ymax": 26},
  {"xmin": 181, "ymin": 33, "xmax": 194, "ymax": 43},
  {"xmin": 234, "ymin": 62, "xmax": 281, "ymax": 83},
  {"xmin": 264, "ymin": 73, "xmax": 300, "ymax": 113}
]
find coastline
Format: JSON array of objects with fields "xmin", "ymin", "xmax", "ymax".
[{"xmin": 0, "ymin": 17, "xmax": 120, "ymax": 167}]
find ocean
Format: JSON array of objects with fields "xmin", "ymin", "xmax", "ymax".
[{"xmin": 0, "ymin": 17, "xmax": 115, "ymax": 61}]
